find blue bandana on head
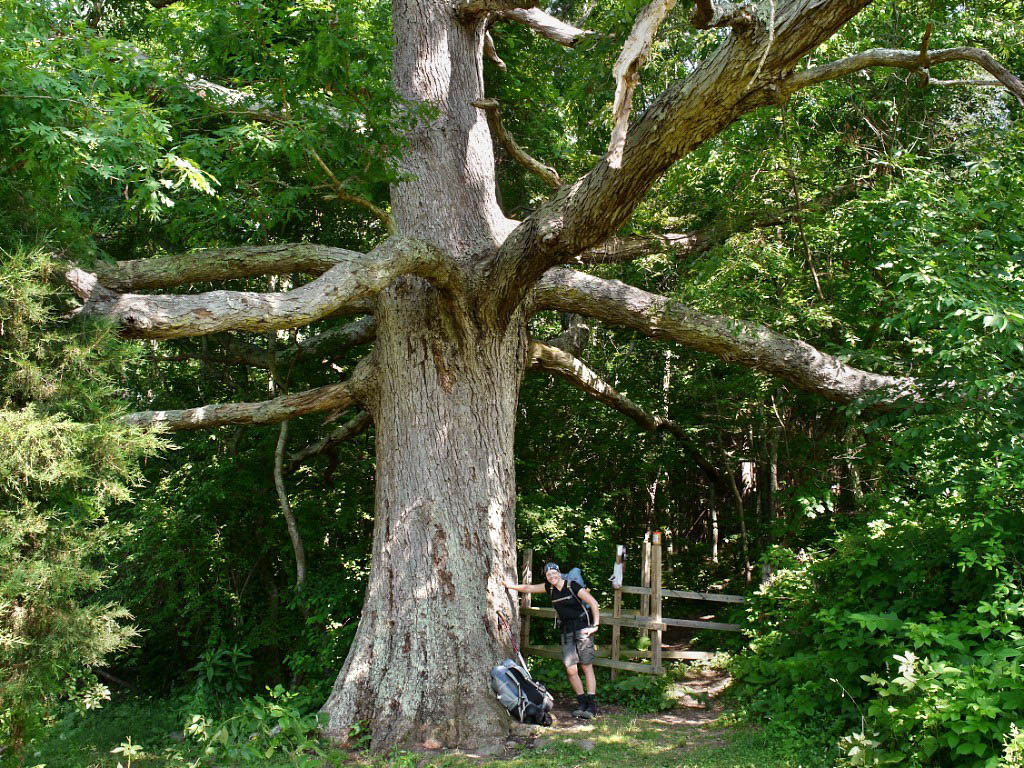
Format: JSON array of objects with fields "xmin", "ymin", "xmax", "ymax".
[{"xmin": 544, "ymin": 562, "xmax": 560, "ymax": 574}]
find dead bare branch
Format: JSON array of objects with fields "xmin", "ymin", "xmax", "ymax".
[
  {"xmin": 483, "ymin": 31, "xmax": 507, "ymax": 70},
  {"xmin": 779, "ymin": 46, "xmax": 1024, "ymax": 105},
  {"xmin": 472, "ymin": 99, "xmax": 561, "ymax": 189},
  {"xmin": 608, "ymin": 0, "xmax": 677, "ymax": 168},
  {"xmin": 528, "ymin": 341, "xmax": 724, "ymax": 483},
  {"xmin": 500, "ymin": 8, "xmax": 590, "ymax": 47}
]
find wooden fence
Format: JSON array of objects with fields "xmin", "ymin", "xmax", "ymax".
[{"xmin": 517, "ymin": 532, "xmax": 745, "ymax": 676}]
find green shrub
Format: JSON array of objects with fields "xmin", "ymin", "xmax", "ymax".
[
  {"xmin": 1, "ymin": 248, "xmax": 163, "ymax": 757},
  {"xmin": 734, "ymin": 482, "xmax": 1024, "ymax": 768},
  {"xmin": 184, "ymin": 685, "xmax": 325, "ymax": 765}
]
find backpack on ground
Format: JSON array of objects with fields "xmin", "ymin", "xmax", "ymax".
[{"xmin": 489, "ymin": 658, "xmax": 554, "ymax": 726}]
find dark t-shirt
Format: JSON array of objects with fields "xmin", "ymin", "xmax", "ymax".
[{"xmin": 544, "ymin": 579, "xmax": 591, "ymax": 632}]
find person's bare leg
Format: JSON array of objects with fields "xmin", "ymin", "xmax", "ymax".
[
  {"xmin": 582, "ymin": 664, "xmax": 596, "ymax": 695},
  {"xmin": 566, "ymin": 664, "xmax": 584, "ymax": 695}
]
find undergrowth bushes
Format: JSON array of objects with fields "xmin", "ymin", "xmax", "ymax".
[{"xmin": 734, "ymin": 456, "xmax": 1024, "ymax": 767}]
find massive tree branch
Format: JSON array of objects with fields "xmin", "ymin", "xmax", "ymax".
[
  {"xmin": 528, "ymin": 341, "xmax": 723, "ymax": 484},
  {"xmin": 126, "ymin": 359, "xmax": 374, "ymax": 430},
  {"xmin": 778, "ymin": 46, "xmax": 1024, "ymax": 104},
  {"xmin": 91, "ymin": 243, "xmax": 352, "ymax": 292},
  {"xmin": 489, "ymin": 0, "xmax": 876, "ymax": 317},
  {"xmin": 67, "ymin": 238, "xmax": 445, "ymax": 339},
  {"xmin": 499, "ymin": 8, "xmax": 590, "ymax": 46},
  {"xmin": 533, "ymin": 268, "xmax": 915, "ymax": 407}
]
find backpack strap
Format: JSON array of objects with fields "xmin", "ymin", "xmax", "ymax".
[{"xmin": 567, "ymin": 580, "xmax": 592, "ymax": 626}]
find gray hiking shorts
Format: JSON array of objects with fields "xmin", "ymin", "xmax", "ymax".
[{"xmin": 560, "ymin": 628, "xmax": 595, "ymax": 667}]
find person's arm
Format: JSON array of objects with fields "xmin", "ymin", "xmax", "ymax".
[
  {"xmin": 505, "ymin": 581, "xmax": 546, "ymax": 594},
  {"xmin": 577, "ymin": 587, "xmax": 601, "ymax": 635}
]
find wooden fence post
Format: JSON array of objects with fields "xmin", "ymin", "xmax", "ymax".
[
  {"xmin": 517, "ymin": 538, "xmax": 743, "ymax": 676},
  {"xmin": 651, "ymin": 532, "xmax": 663, "ymax": 674},
  {"xmin": 640, "ymin": 532, "xmax": 651, "ymax": 618},
  {"xmin": 610, "ymin": 544, "xmax": 624, "ymax": 681},
  {"xmin": 520, "ymin": 549, "xmax": 533, "ymax": 652}
]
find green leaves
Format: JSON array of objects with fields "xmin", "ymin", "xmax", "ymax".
[
  {"xmin": 0, "ymin": 246, "xmax": 163, "ymax": 757},
  {"xmin": 848, "ymin": 613, "xmax": 904, "ymax": 634}
]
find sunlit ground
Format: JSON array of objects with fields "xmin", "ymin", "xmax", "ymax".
[{"xmin": 29, "ymin": 699, "xmax": 831, "ymax": 768}]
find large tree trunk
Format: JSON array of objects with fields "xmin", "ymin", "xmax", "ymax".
[
  {"xmin": 320, "ymin": 284, "xmax": 528, "ymax": 749},
  {"xmin": 320, "ymin": 0, "xmax": 525, "ymax": 750}
]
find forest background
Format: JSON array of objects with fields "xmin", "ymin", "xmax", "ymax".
[{"xmin": 1, "ymin": 0, "xmax": 1023, "ymax": 765}]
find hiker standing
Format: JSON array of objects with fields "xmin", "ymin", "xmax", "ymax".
[{"xmin": 505, "ymin": 562, "xmax": 601, "ymax": 719}]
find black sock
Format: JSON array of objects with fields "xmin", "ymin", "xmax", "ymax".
[
  {"xmin": 587, "ymin": 693, "xmax": 597, "ymax": 711},
  {"xmin": 575, "ymin": 693, "xmax": 587, "ymax": 710}
]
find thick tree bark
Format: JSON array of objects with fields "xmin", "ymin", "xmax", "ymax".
[
  {"xmin": 319, "ymin": 282, "xmax": 528, "ymax": 749},
  {"xmin": 319, "ymin": 0, "xmax": 527, "ymax": 751}
]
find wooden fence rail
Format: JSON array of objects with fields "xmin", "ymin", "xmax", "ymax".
[{"xmin": 517, "ymin": 532, "xmax": 745, "ymax": 676}]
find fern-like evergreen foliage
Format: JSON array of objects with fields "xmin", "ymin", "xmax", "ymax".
[{"xmin": 0, "ymin": 246, "xmax": 164, "ymax": 756}]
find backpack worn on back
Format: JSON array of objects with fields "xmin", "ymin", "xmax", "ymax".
[
  {"xmin": 564, "ymin": 567, "xmax": 585, "ymax": 588},
  {"xmin": 489, "ymin": 659, "xmax": 554, "ymax": 726},
  {"xmin": 550, "ymin": 567, "xmax": 589, "ymax": 630}
]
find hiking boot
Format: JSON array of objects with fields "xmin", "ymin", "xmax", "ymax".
[
  {"xmin": 572, "ymin": 694, "xmax": 589, "ymax": 719},
  {"xmin": 585, "ymin": 694, "xmax": 598, "ymax": 718}
]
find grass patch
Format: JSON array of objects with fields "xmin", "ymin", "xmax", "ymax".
[{"xmin": 21, "ymin": 695, "xmax": 831, "ymax": 768}]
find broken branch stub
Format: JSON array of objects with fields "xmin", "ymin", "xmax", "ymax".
[
  {"xmin": 691, "ymin": 0, "xmax": 754, "ymax": 30},
  {"xmin": 608, "ymin": 0, "xmax": 678, "ymax": 169}
]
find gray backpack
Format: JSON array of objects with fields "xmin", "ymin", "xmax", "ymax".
[{"xmin": 489, "ymin": 659, "xmax": 554, "ymax": 725}]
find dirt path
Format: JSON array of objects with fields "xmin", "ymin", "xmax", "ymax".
[
  {"xmin": 542, "ymin": 668, "xmax": 731, "ymax": 730},
  {"xmin": 498, "ymin": 667, "xmax": 733, "ymax": 754}
]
